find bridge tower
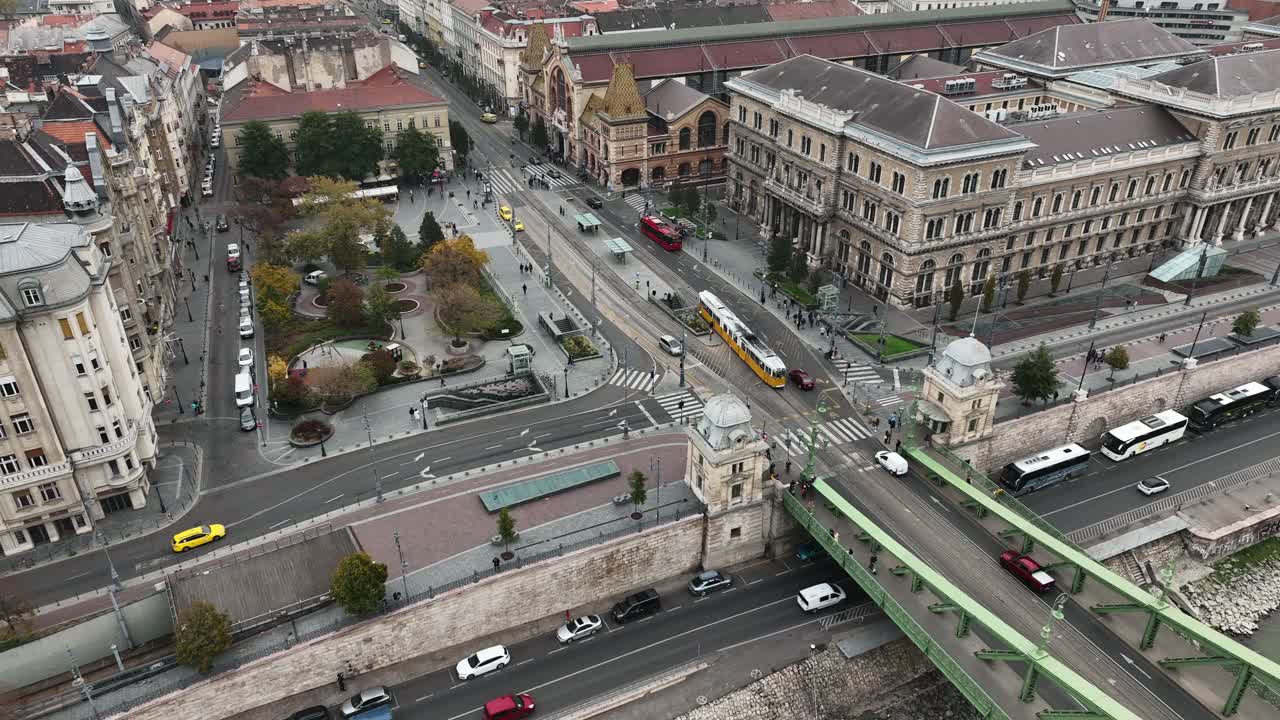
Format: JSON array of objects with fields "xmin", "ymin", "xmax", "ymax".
[
  {"xmin": 685, "ymin": 394, "xmax": 772, "ymax": 568},
  {"xmin": 916, "ymin": 335, "xmax": 1003, "ymax": 447}
]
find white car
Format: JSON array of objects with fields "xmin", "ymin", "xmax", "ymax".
[
  {"xmin": 556, "ymin": 614, "xmax": 603, "ymax": 644},
  {"xmin": 304, "ymin": 270, "xmax": 327, "ymax": 286},
  {"xmin": 201, "ymin": 183, "xmax": 213, "ymax": 197},
  {"xmin": 796, "ymin": 582, "xmax": 846, "ymax": 613},
  {"xmin": 1137, "ymin": 477, "xmax": 1170, "ymax": 496},
  {"xmin": 874, "ymin": 450, "xmax": 908, "ymax": 476},
  {"xmin": 237, "ymin": 348, "xmax": 254, "ymax": 368},
  {"xmin": 238, "ymin": 316, "xmax": 254, "ymax": 338},
  {"xmin": 339, "ymin": 686, "xmax": 390, "ymax": 717},
  {"xmin": 226, "ymin": 243, "xmax": 240, "ymax": 259},
  {"xmin": 455, "ymin": 644, "xmax": 510, "ymax": 680}
]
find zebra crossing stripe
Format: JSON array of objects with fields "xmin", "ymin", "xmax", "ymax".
[
  {"xmin": 655, "ymin": 391, "xmax": 701, "ymax": 419},
  {"xmin": 829, "ymin": 418, "xmax": 869, "ymax": 441},
  {"xmin": 877, "ymin": 396, "xmax": 904, "ymax": 407}
]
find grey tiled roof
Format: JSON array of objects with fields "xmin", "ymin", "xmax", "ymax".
[
  {"xmin": 1013, "ymin": 105, "xmax": 1195, "ymax": 169},
  {"xmin": 979, "ymin": 19, "xmax": 1199, "ymax": 75},
  {"xmin": 644, "ymin": 79, "xmax": 709, "ymax": 121},
  {"xmin": 736, "ymin": 54, "xmax": 1020, "ymax": 152},
  {"xmin": 1146, "ymin": 49, "xmax": 1280, "ymax": 98},
  {"xmin": 0, "ymin": 222, "xmax": 94, "ymax": 321},
  {"xmin": 887, "ymin": 54, "xmax": 965, "ymax": 81}
]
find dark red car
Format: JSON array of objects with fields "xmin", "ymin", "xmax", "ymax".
[
  {"xmin": 483, "ymin": 694, "xmax": 535, "ymax": 720},
  {"xmin": 999, "ymin": 550, "xmax": 1056, "ymax": 593},
  {"xmin": 789, "ymin": 369, "xmax": 815, "ymax": 390}
]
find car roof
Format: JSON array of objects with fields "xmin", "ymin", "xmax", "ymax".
[
  {"xmin": 174, "ymin": 527, "xmax": 205, "ymax": 540},
  {"xmin": 697, "ymin": 570, "xmax": 721, "ymax": 579},
  {"xmin": 476, "ymin": 645, "xmax": 506, "ymax": 660},
  {"xmin": 799, "ymin": 583, "xmax": 837, "ymax": 600}
]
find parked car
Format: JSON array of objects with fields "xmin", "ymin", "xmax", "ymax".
[
  {"xmin": 455, "ymin": 645, "xmax": 510, "ymax": 680},
  {"xmin": 555, "ymin": 614, "xmax": 602, "ymax": 644},
  {"xmin": 237, "ymin": 347, "xmax": 254, "ymax": 368},
  {"xmin": 171, "ymin": 524, "xmax": 226, "ymax": 552},
  {"xmin": 611, "ymin": 588, "xmax": 661, "ymax": 623},
  {"xmin": 788, "ymin": 368, "xmax": 815, "ymax": 390},
  {"xmin": 795, "ymin": 541, "xmax": 822, "ymax": 561},
  {"xmin": 482, "ymin": 694, "xmax": 534, "ymax": 720},
  {"xmin": 658, "ymin": 334, "xmax": 682, "ymax": 356},
  {"xmin": 239, "ymin": 406, "xmax": 257, "ymax": 432},
  {"xmin": 796, "ymin": 582, "xmax": 846, "ymax": 613},
  {"xmin": 287, "ymin": 707, "xmax": 329, "ymax": 720},
  {"xmin": 304, "ymin": 270, "xmax": 327, "ymax": 286},
  {"xmin": 238, "ymin": 316, "xmax": 255, "ymax": 338},
  {"xmin": 874, "ymin": 450, "xmax": 909, "ymax": 476},
  {"xmin": 339, "ymin": 687, "xmax": 391, "ymax": 717},
  {"xmin": 1137, "ymin": 477, "xmax": 1170, "ymax": 496},
  {"xmin": 586, "ymin": 196, "xmax": 603, "ymax": 209},
  {"xmin": 688, "ymin": 569, "xmax": 732, "ymax": 596},
  {"xmin": 201, "ymin": 183, "xmax": 213, "ymax": 197},
  {"xmin": 998, "ymin": 550, "xmax": 1056, "ymax": 593}
]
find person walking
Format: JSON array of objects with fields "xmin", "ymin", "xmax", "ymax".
[
  {"xmin": 868, "ymin": 554, "xmax": 878, "ymax": 574},
  {"xmin": 522, "ymin": 283, "xmax": 527, "ymax": 296}
]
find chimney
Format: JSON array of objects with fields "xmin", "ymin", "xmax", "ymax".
[{"xmin": 106, "ymin": 87, "xmax": 123, "ymax": 135}]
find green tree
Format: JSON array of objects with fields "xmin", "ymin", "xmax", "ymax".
[
  {"xmin": 946, "ymin": 282, "xmax": 964, "ymax": 321},
  {"xmin": 767, "ymin": 233, "xmax": 791, "ymax": 273},
  {"xmin": 436, "ymin": 283, "xmax": 501, "ymax": 340},
  {"xmin": 174, "ymin": 602, "xmax": 232, "ymax": 673},
  {"xmin": 0, "ymin": 592, "xmax": 33, "ymax": 643},
  {"xmin": 326, "ymin": 277, "xmax": 366, "ymax": 327},
  {"xmin": 331, "ymin": 111, "xmax": 385, "ymax": 181},
  {"xmin": 383, "ymin": 224, "xmax": 419, "ymax": 271},
  {"xmin": 531, "ymin": 116, "xmax": 548, "ymax": 150},
  {"xmin": 449, "ymin": 120, "xmax": 472, "ymax": 162},
  {"xmin": 1232, "ymin": 308, "xmax": 1261, "ymax": 337},
  {"xmin": 684, "ymin": 186, "xmax": 702, "ymax": 218},
  {"xmin": 704, "ymin": 200, "xmax": 717, "ymax": 226},
  {"xmin": 628, "ymin": 469, "xmax": 647, "ymax": 509},
  {"xmin": 806, "ymin": 267, "xmax": 823, "ymax": 295},
  {"xmin": 329, "ymin": 552, "xmax": 388, "ymax": 615},
  {"xmin": 789, "ymin": 248, "xmax": 808, "ymax": 284},
  {"xmin": 316, "ymin": 362, "xmax": 376, "ymax": 400},
  {"xmin": 496, "ymin": 507, "xmax": 517, "ymax": 553},
  {"xmin": 1049, "ymin": 264, "xmax": 1065, "ymax": 296},
  {"xmin": 1016, "ymin": 270, "xmax": 1032, "ymax": 304},
  {"xmin": 514, "ymin": 108, "xmax": 529, "ymax": 139},
  {"xmin": 364, "ymin": 283, "xmax": 399, "ymax": 327},
  {"xmin": 981, "ymin": 275, "xmax": 997, "ymax": 312},
  {"xmin": 292, "ymin": 111, "xmax": 334, "ymax": 178},
  {"xmin": 667, "ymin": 184, "xmax": 683, "ymax": 214},
  {"xmin": 1104, "ymin": 345, "xmax": 1130, "ymax": 381},
  {"xmin": 391, "ymin": 125, "xmax": 440, "ymax": 183},
  {"xmin": 360, "ymin": 348, "xmax": 397, "ymax": 384},
  {"xmin": 1011, "ymin": 343, "xmax": 1059, "ymax": 404},
  {"xmin": 418, "ymin": 211, "xmax": 446, "ymax": 253},
  {"xmin": 234, "ymin": 121, "xmax": 290, "ymax": 181}
]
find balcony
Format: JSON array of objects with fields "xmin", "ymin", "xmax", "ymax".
[
  {"xmin": 1192, "ymin": 172, "xmax": 1280, "ymax": 204},
  {"xmin": 0, "ymin": 461, "xmax": 73, "ymax": 489},
  {"xmin": 71, "ymin": 422, "xmax": 138, "ymax": 465},
  {"xmin": 765, "ymin": 175, "xmax": 832, "ymax": 219}
]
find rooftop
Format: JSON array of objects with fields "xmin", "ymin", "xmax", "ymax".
[
  {"xmin": 643, "ymin": 78, "xmax": 709, "ymax": 121},
  {"xmin": 763, "ymin": 0, "xmax": 861, "ymax": 21},
  {"xmin": 974, "ymin": 18, "xmax": 1201, "ymax": 78},
  {"xmin": 733, "ymin": 54, "xmax": 1023, "ymax": 154},
  {"xmin": 593, "ymin": 4, "xmax": 770, "ymax": 34},
  {"xmin": 1145, "ymin": 48, "xmax": 1280, "ymax": 98},
  {"xmin": 1012, "ymin": 105, "xmax": 1196, "ymax": 170},
  {"xmin": 899, "ymin": 70, "xmax": 1044, "ymax": 100},
  {"xmin": 221, "ymin": 65, "xmax": 445, "ymax": 124},
  {"xmin": 887, "ymin": 54, "xmax": 965, "ymax": 81}
]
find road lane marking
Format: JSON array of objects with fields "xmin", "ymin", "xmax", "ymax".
[
  {"xmin": 485, "ymin": 444, "xmax": 503, "ymax": 450},
  {"xmin": 413, "ymin": 693, "xmax": 434, "ymax": 703},
  {"xmin": 324, "ymin": 494, "xmax": 344, "ymax": 504},
  {"xmin": 635, "ymin": 400, "xmax": 658, "ymax": 428},
  {"xmin": 517, "ymin": 659, "xmax": 533, "ymax": 666},
  {"xmin": 268, "ymin": 518, "xmax": 291, "ymax": 530},
  {"xmin": 716, "ymin": 618, "xmax": 820, "ymax": 653}
]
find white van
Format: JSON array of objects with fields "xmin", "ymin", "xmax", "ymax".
[
  {"xmin": 234, "ymin": 372, "xmax": 254, "ymax": 407},
  {"xmin": 304, "ymin": 270, "xmax": 327, "ymax": 286}
]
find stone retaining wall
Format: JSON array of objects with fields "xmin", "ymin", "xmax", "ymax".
[{"xmin": 121, "ymin": 516, "xmax": 705, "ymax": 720}]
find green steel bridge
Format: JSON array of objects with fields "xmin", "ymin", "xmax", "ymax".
[{"xmin": 778, "ymin": 395, "xmax": 1280, "ymax": 720}]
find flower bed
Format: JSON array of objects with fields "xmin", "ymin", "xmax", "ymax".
[
  {"xmin": 384, "ymin": 282, "xmax": 407, "ymax": 294},
  {"xmin": 289, "ymin": 419, "xmax": 333, "ymax": 447},
  {"xmin": 396, "ymin": 299, "xmax": 420, "ymax": 314},
  {"xmin": 560, "ymin": 334, "xmax": 600, "ymax": 361}
]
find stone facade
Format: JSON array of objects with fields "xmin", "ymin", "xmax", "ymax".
[
  {"xmin": 686, "ymin": 394, "xmax": 772, "ymax": 567},
  {"xmin": 124, "ymin": 516, "xmax": 705, "ymax": 720},
  {"xmin": 952, "ymin": 343, "xmax": 1280, "ymax": 473}
]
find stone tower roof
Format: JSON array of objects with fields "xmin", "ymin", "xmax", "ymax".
[
  {"xmin": 521, "ymin": 22, "xmax": 550, "ymax": 66},
  {"xmin": 600, "ymin": 63, "xmax": 645, "ymax": 119}
]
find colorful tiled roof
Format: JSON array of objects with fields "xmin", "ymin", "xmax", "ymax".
[
  {"xmin": 600, "ymin": 63, "xmax": 645, "ymax": 119},
  {"xmin": 521, "ymin": 22, "xmax": 550, "ymax": 66}
]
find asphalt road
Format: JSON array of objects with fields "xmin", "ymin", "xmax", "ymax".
[
  {"xmin": 1021, "ymin": 408, "xmax": 1280, "ymax": 534},
  {"xmin": 338, "ymin": 557, "xmax": 850, "ymax": 720}
]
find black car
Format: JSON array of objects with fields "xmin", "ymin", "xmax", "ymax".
[
  {"xmin": 288, "ymin": 707, "xmax": 330, "ymax": 720},
  {"xmin": 586, "ymin": 197, "xmax": 603, "ymax": 209},
  {"xmin": 239, "ymin": 406, "xmax": 257, "ymax": 432},
  {"xmin": 215, "ymin": 215, "xmax": 229, "ymax": 232},
  {"xmin": 546, "ymin": 168, "xmax": 562, "ymax": 179}
]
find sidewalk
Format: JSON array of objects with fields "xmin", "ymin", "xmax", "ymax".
[{"xmin": 154, "ymin": 206, "xmax": 217, "ymax": 423}]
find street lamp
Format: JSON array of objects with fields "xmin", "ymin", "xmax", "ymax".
[
  {"xmin": 393, "ymin": 530, "xmax": 410, "ymax": 602},
  {"xmin": 679, "ymin": 329, "xmax": 687, "ymax": 388},
  {"xmin": 363, "ymin": 406, "xmax": 383, "ymax": 502},
  {"xmin": 178, "ymin": 337, "xmax": 189, "ymax": 365},
  {"xmin": 174, "ymin": 385, "xmax": 184, "ymax": 414},
  {"xmin": 420, "ymin": 394, "xmax": 429, "ymax": 430}
]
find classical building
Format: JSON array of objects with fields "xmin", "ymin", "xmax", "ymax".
[
  {"xmin": 476, "ymin": 10, "xmax": 597, "ymax": 112},
  {"xmin": 0, "ymin": 169, "xmax": 161, "ymax": 556},
  {"xmin": 918, "ymin": 335, "xmax": 1002, "ymax": 446},
  {"xmin": 971, "ymin": 19, "xmax": 1202, "ymax": 80},
  {"xmin": 517, "ymin": 0, "xmax": 1081, "ymax": 184},
  {"xmin": 1074, "ymin": 0, "xmax": 1249, "ymax": 46},
  {"xmin": 220, "ymin": 32, "xmax": 453, "ymax": 177}
]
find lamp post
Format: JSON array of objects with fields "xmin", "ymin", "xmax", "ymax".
[
  {"xmin": 1088, "ymin": 261, "xmax": 1113, "ymax": 330},
  {"xmin": 184, "ymin": 296, "xmax": 193, "ymax": 322},
  {"xmin": 679, "ymin": 329, "xmax": 687, "ymax": 388},
  {"xmin": 96, "ymin": 530, "xmax": 133, "ymax": 649},
  {"xmin": 174, "ymin": 385, "xmax": 184, "ymax": 414},
  {"xmin": 420, "ymin": 394, "xmax": 429, "ymax": 430},
  {"xmin": 563, "ymin": 366, "xmax": 569, "ymax": 397},
  {"xmin": 1184, "ymin": 244, "xmax": 1209, "ymax": 307},
  {"xmin": 363, "ymin": 406, "xmax": 383, "ymax": 503},
  {"xmin": 177, "ymin": 337, "xmax": 188, "ymax": 365},
  {"xmin": 393, "ymin": 530, "xmax": 410, "ymax": 602}
]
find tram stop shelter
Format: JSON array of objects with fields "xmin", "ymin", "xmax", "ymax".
[
  {"xmin": 605, "ymin": 236, "xmax": 633, "ymax": 263},
  {"xmin": 575, "ymin": 213, "xmax": 602, "ymax": 233}
]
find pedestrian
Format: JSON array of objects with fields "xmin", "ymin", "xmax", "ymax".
[
  {"xmin": 1053, "ymin": 389, "xmax": 1060, "ymax": 401},
  {"xmin": 785, "ymin": 459, "xmax": 792, "ymax": 474},
  {"xmin": 441, "ymin": 376, "xmax": 446, "ymax": 387},
  {"xmin": 965, "ymin": 471, "xmax": 972, "ymax": 485},
  {"xmin": 868, "ymin": 554, "xmax": 878, "ymax": 574},
  {"xmin": 884, "ymin": 429, "xmax": 891, "ymax": 444},
  {"xmin": 303, "ymin": 360, "xmax": 308, "ymax": 370},
  {"xmin": 245, "ymin": 241, "xmax": 251, "ymax": 253},
  {"xmin": 492, "ymin": 556, "xmax": 500, "ymax": 571},
  {"xmin": 895, "ymin": 439, "xmax": 902, "ymax": 453},
  {"xmin": 522, "ymin": 283, "xmax": 527, "ymax": 296},
  {"xmin": 788, "ymin": 479, "xmax": 796, "ymax": 494}
]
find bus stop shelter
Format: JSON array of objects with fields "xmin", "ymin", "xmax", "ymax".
[
  {"xmin": 605, "ymin": 236, "xmax": 633, "ymax": 263},
  {"xmin": 575, "ymin": 213, "xmax": 602, "ymax": 233}
]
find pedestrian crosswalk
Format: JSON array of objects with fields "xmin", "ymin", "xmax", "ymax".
[
  {"xmin": 610, "ymin": 367, "xmax": 657, "ymax": 392},
  {"xmin": 526, "ymin": 163, "xmax": 578, "ymax": 189},
  {"xmin": 775, "ymin": 416, "xmax": 874, "ymax": 451},
  {"xmin": 875, "ymin": 394, "xmax": 904, "ymax": 408},
  {"xmin": 654, "ymin": 390, "xmax": 703, "ymax": 422},
  {"xmin": 487, "ymin": 168, "xmax": 521, "ymax": 196},
  {"xmin": 623, "ymin": 194, "xmax": 648, "ymax": 213},
  {"xmin": 832, "ymin": 359, "xmax": 881, "ymax": 386}
]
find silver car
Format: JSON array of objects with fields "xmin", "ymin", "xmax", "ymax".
[
  {"xmin": 555, "ymin": 614, "xmax": 603, "ymax": 644},
  {"xmin": 688, "ymin": 569, "xmax": 732, "ymax": 596},
  {"xmin": 339, "ymin": 686, "xmax": 390, "ymax": 717}
]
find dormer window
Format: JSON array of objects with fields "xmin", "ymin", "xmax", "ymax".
[{"xmin": 19, "ymin": 280, "xmax": 42, "ymax": 307}]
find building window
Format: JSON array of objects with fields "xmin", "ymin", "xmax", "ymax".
[
  {"xmin": 847, "ymin": 153, "xmax": 860, "ymax": 174},
  {"xmin": 1090, "ymin": 187, "xmax": 1101, "ymax": 206},
  {"xmin": 990, "ymin": 168, "xmax": 1007, "ymax": 189},
  {"xmin": 59, "ymin": 318, "xmax": 74, "ymax": 339},
  {"xmin": 1012, "ymin": 201, "xmax": 1023, "ymax": 221},
  {"xmin": 85, "ymin": 392, "xmax": 99, "ymax": 412},
  {"xmin": 0, "ymin": 455, "xmax": 19, "ymax": 475},
  {"xmin": 1052, "ymin": 194, "xmax": 1063, "ymax": 213},
  {"xmin": 885, "ymin": 211, "xmax": 901, "ymax": 236},
  {"xmin": 102, "ymin": 387, "xmax": 113, "ymax": 407},
  {"xmin": 77, "ymin": 313, "xmax": 89, "ymax": 334},
  {"xmin": 954, "ymin": 212, "xmax": 974, "ymax": 234},
  {"xmin": 961, "ymin": 172, "xmax": 979, "ymax": 194},
  {"xmin": 20, "ymin": 285, "xmax": 42, "ymax": 307},
  {"xmin": 932, "ymin": 177, "xmax": 949, "ymax": 199},
  {"xmin": 1180, "ymin": 170, "xmax": 1190, "ymax": 188},
  {"xmin": 112, "ymin": 419, "xmax": 123, "ymax": 438},
  {"xmin": 0, "ymin": 378, "xmax": 18, "ymax": 397},
  {"xmin": 1223, "ymin": 130, "xmax": 1237, "ymax": 150},
  {"xmin": 891, "ymin": 171, "xmax": 905, "ymax": 194},
  {"xmin": 12, "ymin": 488, "xmax": 33, "ymax": 508},
  {"xmin": 12, "ymin": 414, "xmax": 33, "ymax": 435},
  {"xmin": 97, "ymin": 425, "xmax": 109, "ymax": 443},
  {"xmin": 925, "ymin": 218, "xmax": 944, "ymax": 240},
  {"xmin": 1032, "ymin": 197, "xmax": 1043, "ymax": 217},
  {"xmin": 983, "ymin": 208, "xmax": 1001, "ymax": 229},
  {"xmin": 868, "ymin": 161, "xmax": 882, "ymax": 184},
  {"xmin": 729, "ymin": 527, "xmax": 742, "ymax": 539},
  {"xmin": 731, "ymin": 483, "xmax": 742, "ymax": 500},
  {"xmin": 119, "ymin": 305, "xmax": 132, "ymax": 323},
  {"xmin": 799, "ymin": 136, "xmax": 811, "ymax": 155}
]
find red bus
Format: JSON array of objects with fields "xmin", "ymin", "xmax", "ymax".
[{"xmin": 639, "ymin": 215, "xmax": 682, "ymax": 251}]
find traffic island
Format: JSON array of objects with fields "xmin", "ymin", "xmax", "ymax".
[{"xmin": 848, "ymin": 332, "xmax": 931, "ymax": 363}]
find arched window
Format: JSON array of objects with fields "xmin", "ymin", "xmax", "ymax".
[
  {"xmin": 944, "ymin": 252, "xmax": 965, "ymax": 289},
  {"xmin": 1090, "ymin": 187, "xmax": 1101, "ymax": 206},
  {"xmin": 1072, "ymin": 190, "xmax": 1082, "ymax": 209},
  {"xmin": 679, "ymin": 127, "xmax": 692, "ymax": 151},
  {"xmin": 916, "ymin": 258, "xmax": 936, "ymax": 295},
  {"xmin": 1013, "ymin": 201, "xmax": 1023, "ymax": 221},
  {"xmin": 697, "ymin": 111, "xmax": 718, "ymax": 148},
  {"xmin": 18, "ymin": 278, "xmax": 43, "ymax": 307}
]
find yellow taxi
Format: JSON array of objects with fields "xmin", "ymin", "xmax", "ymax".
[
  {"xmin": 481, "ymin": 112, "xmax": 498, "ymax": 123},
  {"xmin": 513, "ymin": 219, "xmax": 525, "ymax": 232},
  {"xmin": 419, "ymin": 60, "xmax": 427, "ymax": 69},
  {"xmin": 382, "ymin": 18, "xmax": 392, "ymax": 25},
  {"xmin": 172, "ymin": 524, "xmax": 226, "ymax": 553},
  {"xmin": 498, "ymin": 205, "xmax": 513, "ymax": 221}
]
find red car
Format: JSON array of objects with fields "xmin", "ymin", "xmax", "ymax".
[
  {"xmin": 999, "ymin": 550, "xmax": 1056, "ymax": 593},
  {"xmin": 483, "ymin": 694, "xmax": 535, "ymax": 720},
  {"xmin": 789, "ymin": 369, "xmax": 815, "ymax": 390}
]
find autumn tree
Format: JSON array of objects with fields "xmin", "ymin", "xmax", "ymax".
[
  {"xmin": 175, "ymin": 602, "xmax": 232, "ymax": 673},
  {"xmin": 0, "ymin": 592, "xmax": 34, "ymax": 643},
  {"xmin": 250, "ymin": 262, "xmax": 300, "ymax": 305},
  {"xmin": 266, "ymin": 354, "xmax": 289, "ymax": 390},
  {"xmin": 291, "ymin": 177, "xmax": 389, "ymax": 274},
  {"xmin": 315, "ymin": 362, "xmax": 376, "ymax": 400},
  {"xmin": 326, "ymin": 277, "xmax": 366, "ymax": 327},
  {"xmin": 420, "ymin": 235, "xmax": 489, "ymax": 289},
  {"xmin": 330, "ymin": 552, "xmax": 388, "ymax": 615},
  {"xmin": 436, "ymin": 283, "xmax": 501, "ymax": 340}
]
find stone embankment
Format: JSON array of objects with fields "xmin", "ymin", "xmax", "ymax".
[
  {"xmin": 674, "ymin": 638, "xmax": 977, "ymax": 720},
  {"xmin": 1182, "ymin": 556, "xmax": 1280, "ymax": 637}
]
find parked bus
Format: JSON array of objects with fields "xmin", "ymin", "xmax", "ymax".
[
  {"xmin": 1099, "ymin": 409, "xmax": 1188, "ymax": 461},
  {"xmin": 639, "ymin": 215, "xmax": 682, "ymax": 251},
  {"xmin": 999, "ymin": 443, "xmax": 1091, "ymax": 495},
  {"xmin": 697, "ymin": 291, "xmax": 786, "ymax": 388},
  {"xmin": 1187, "ymin": 381, "xmax": 1276, "ymax": 431}
]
